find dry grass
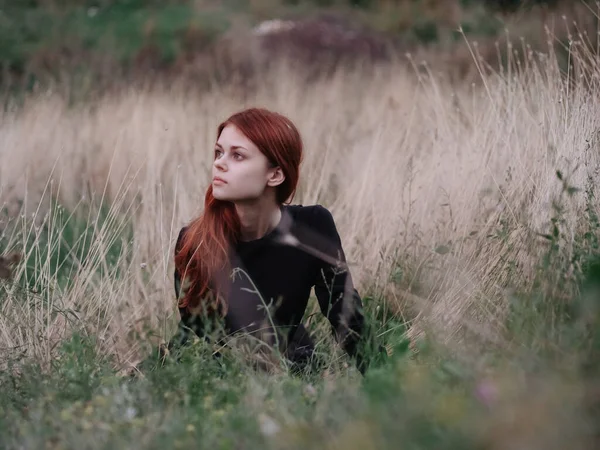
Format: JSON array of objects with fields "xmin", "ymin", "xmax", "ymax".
[{"xmin": 0, "ymin": 32, "xmax": 599, "ymax": 370}]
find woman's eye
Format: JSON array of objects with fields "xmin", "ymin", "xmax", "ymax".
[
  {"xmin": 214, "ymin": 149, "xmax": 222, "ymax": 158},
  {"xmin": 234, "ymin": 153, "xmax": 243, "ymax": 160}
]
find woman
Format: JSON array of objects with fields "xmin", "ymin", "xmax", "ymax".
[{"xmin": 169, "ymin": 107, "xmax": 371, "ymax": 374}]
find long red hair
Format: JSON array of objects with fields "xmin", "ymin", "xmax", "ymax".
[{"xmin": 174, "ymin": 108, "xmax": 304, "ymax": 314}]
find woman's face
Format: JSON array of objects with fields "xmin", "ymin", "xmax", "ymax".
[{"xmin": 212, "ymin": 124, "xmax": 284, "ymax": 202}]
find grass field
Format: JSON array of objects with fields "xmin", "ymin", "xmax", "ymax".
[{"xmin": 1, "ymin": 28, "xmax": 600, "ymax": 449}]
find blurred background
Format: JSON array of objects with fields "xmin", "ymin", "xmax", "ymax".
[{"xmin": 1, "ymin": 0, "xmax": 596, "ymax": 96}]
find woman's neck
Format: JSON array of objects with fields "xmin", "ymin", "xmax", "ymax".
[{"xmin": 235, "ymin": 198, "xmax": 282, "ymax": 242}]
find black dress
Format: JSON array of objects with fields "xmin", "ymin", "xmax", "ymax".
[{"xmin": 169, "ymin": 204, "xmax": 368, "ymax": 373}]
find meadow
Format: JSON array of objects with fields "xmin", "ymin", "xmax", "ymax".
[{"xmin": 1, "ymin": 26, "xmax": 600, "ymax": 449}]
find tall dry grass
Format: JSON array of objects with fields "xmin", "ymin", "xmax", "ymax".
[{"xmin": 0, "ymin": 35, "xmax": 598, "ymax": 370}]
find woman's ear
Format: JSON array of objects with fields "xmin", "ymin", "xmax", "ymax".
[{"xmin": 267, "ymin": 167, "xmax": 285, "ymax": 187}]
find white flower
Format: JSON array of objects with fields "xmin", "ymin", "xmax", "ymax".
[
  {"xmin": 303, "ymin": 384, "xmax": 317, "ymax": 397},
  {"xmin": 253, "ymin": 19, "xmax": 296, "ymax": 36},
  {"xmin": 258, "ymin": 413, "xmax": 280, "ymax": 437},
  {"xmin": 124, "ymin": 407, "xmax": 136, "ymax": 420}
]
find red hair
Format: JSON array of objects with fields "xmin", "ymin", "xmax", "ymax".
[{"xmin": 174, "ymin": 108, "xmax": 304, "ymax": 313}]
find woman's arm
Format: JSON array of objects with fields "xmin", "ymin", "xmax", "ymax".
[{"xmin": 311, "ymin": 206, "xmax": 368, "ymax": 373}]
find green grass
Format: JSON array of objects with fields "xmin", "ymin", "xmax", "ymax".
[
  {"xmin": 0, "ymin": 0, "xmax": 232, "ymax": 94},
  {"xmin": 0, "ymin": 1, "xmax": 227, "ymax": 70},
  {"xmin": 0, "ymin": 293, "xmax": 597, "ymax": 449},
  {"xmin": 0, "ymin": 329, "xmax": 482, "ymax": 449},
  {"xmin": 1, "ymin": 196, "xmax": 133, "ymax": 295}
]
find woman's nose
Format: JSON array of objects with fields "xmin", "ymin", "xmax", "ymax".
[{"xmin": 214, "ymin": 157, "xmax": 227, "ymax": 171}]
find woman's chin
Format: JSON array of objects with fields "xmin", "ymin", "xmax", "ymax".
[
  {"xmin": 213, "ymin": 190, "xmax": 238, "ymax": 202},
  {"xmin": 213, "ymin": 186, "xmax": 262, "ymax": 203},
  {"xmin": 213, "ymin": 193, "xmax": 232, "ymax": 201}
]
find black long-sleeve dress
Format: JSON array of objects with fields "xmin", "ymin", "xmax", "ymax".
[{"xmin": 169, "ymin": 204, "xmax": 368, "ymax": 373}]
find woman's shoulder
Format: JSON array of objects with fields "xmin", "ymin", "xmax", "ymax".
[
  {"xmin": 285, "ymin": 203, "xmax": 337, "ymax": 232},
  {"xmin": 284, "ymin": 204, "xmax": 343, "ymax": 257},
  {"xmin": 286, "ymin": 203, "xmax": 331, "ymax": 219}
]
